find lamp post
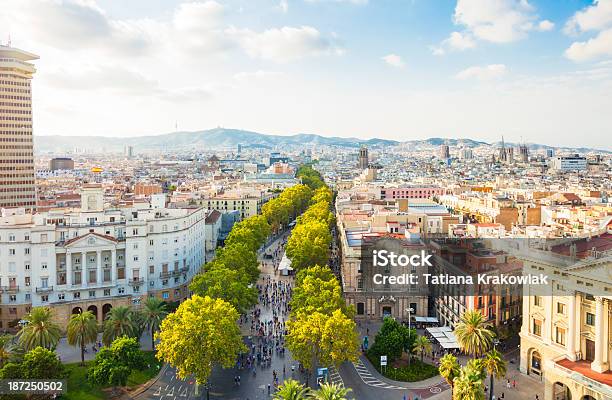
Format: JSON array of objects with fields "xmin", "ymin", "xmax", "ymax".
[{"xmin": 406, "ymin": 307, "xmax": 414, "ymax": 331}]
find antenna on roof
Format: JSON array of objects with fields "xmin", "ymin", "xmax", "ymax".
[{"xmin": 7, "ymin": 34, "xmax": 11, "ymax": 47}]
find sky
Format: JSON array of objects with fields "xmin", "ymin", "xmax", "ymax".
[{"xmin": 1, "ymin": 0, "xmax": 612, "ymax": 148}]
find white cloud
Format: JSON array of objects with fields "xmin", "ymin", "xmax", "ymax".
[
  {"xmin": 382, "ymin": 54, "xmax": 405, "ymax": 68},
  {"xmin": 456, "ymin": 64, "xmax": 507, "ymax": 80},
  {"xmin": 564, "ymin": 1, "xmax": 612, "ymax": 62},
  {"xmin": 234, "ymin": 70, "xmax": 282, "ymax": 81},
  {"xmin": 564, "ymin": 0, "xmax": 612, "ymax": 35},
  {"xmin": 230, "ymin": 26, "xmax": 343, "ymax": 62},
  {"xmin": 454, "ymin": 0, "xmax": 541, "ymax": 43},
  {"xmin": 537, "ymin": 19, "xmax": 555, "ymax": 31},
  {"xmin": 431, "ymin": 31, "xmax": 476, "ymax": 55},
  {"xmin": 565, "ymin": 28, "xmax": 612, "ymax": 61}
]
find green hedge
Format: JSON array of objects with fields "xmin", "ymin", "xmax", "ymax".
[{"xmin": 365, "ymin": 352, "xmax": 438, "ymax": 382}]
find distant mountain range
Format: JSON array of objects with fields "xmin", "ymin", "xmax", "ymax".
[{"xmin": 33, "ymin": 128, "xmax": 609, "ymax": 153}]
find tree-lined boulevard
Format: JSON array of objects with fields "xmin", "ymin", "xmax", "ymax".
[{"xmin": 0, "ymin": 165, "xmax": 546, "ymax": 400}]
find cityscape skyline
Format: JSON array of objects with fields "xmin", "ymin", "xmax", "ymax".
[{"xmin": 1, "ymin": 0, "xmax": 611, "ymax": 149}]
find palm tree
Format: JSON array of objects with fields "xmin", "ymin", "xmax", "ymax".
[
  {"xmin": 67, "ymin": 311, "xmax": 98, "ymax": 365},
  {"xmin": 482, "ymin": 348, "xmax": 507, "ymax": 400},
  {"xmin": 309, "ymin": 382, "xmax": 352, "ymax": 400},
  {"xmin": 439, "ymin": 353, "xmax": 460, "ymax": 392},
  {"xmin": 0, "ymin": 334, "xmax": 14, "ymax": 367},
  {"xmin": 453, "ymin": 360, "xmax": 486, "ymax": 400},
  {"xmin": 142, "ymin": 297, "xmax": 168, "ymax": 350},
  {"xmin": 17, "ymin": 307, "xmax": 61, "ymax": 351},
  {"xmin": 273, "ymin": 379, "xmax": 310, "ymax": 400},
  {"xmin": 413, "ymin": 335, "xmax": 433, "ymax": 363},
  {"xmin": 454, "ymin": 310, "xmax": 493, "ymax": 357},
  {"xmin": 102, "ymin": 306, "xmax": 135, "ymax": 345}
]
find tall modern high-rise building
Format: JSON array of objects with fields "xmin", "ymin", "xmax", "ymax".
[
  {"xmin": 439, "ymin": 144, "xmax": 450, "ymax": 159},
  {"xmin": 358, "ymin": 145, "xmax": 369, "ymax": 169},
  {"xmin": 0, "ymin": 45, "xmax": 38, "ymax": 211}
]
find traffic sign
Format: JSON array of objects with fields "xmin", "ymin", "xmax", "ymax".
[{"xmin": 380, "ymin": 355, "xmax": 387, "ymax": 366}]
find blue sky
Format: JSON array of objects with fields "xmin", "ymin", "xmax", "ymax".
[{"xmin": 1, "ymin": 0, "xmax": 611, "ymax": 148}]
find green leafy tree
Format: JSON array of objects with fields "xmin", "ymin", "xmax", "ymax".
[
  {"xmin": 0, "ymin": 362, "xmax": 23, "ymax": 379},
  {"xmin": 155, "ymin": 295, "xmax": 247, "ymax": 384},
  {"xmin": 102, "ymin": 306, "xmax": 136, "ymax": 346},
  {"xmin": 214, "ymin": 243, "xmax": 260, "ymax": 283},
  {"xmin": 309, "ymin": 382, "xmax": 352, "ymax": 400},
  {"xmin": 17, "ymin": 307, "xmax": 62, "ymax": 351},
  {"xmin": 286, "ymin": 220, "xmax": 331, "ymax": 271},
  {"xmin": 190, "ymin": 265, "xmax": 258, "ymax": 313},
  {"xmin": 413, "ymin": 335, "xmax": 433, "ymax": 363},
  {"xmin": 455, "ymin": 311, "xmax": 494, "ymax": 357},
  {"xmin": 286, "ymin": 310, "xmax": 359, "ymax": 370},
  {"xmin": 439, "ymin": 353, "xmax": 461, "ymax": 391},
  {"xmin": 142, "ymin": 297, "xmax": 168, "ymax": 350},
  {"xmin": 482, "ymin": 348, "xmax": 507, "ymax": 400},
  {"xmin": 88, "ymin": 337, "xmax": 144, "ymax": 388},
  {"xmin": 368, "ymin": 317, "xmax": 416, "ymax": 362},
  {"xmin": 21, "ymin": 347, "xmax": 65, "ymax": 379},
  {"xmin": 291, "ymin": 266, "xmax": 347, "ymax": 317},
  {"xmin": 273, "ymin": 379, "xmax": 310, "ymax": 400},
  {"xmin": 67, "ymin": 311, "xmax": 98, "ymax": 365}
]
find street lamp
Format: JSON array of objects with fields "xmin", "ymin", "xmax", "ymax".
[{"xmin": 406, "ymin": 307, "xmax": 414, "ymax": 331}]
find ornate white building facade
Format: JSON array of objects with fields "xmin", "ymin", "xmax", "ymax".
[{"xmin": 0, "ymin": 185, "xmax": 206, "ymax": 328}]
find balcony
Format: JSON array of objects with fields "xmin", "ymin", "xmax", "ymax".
[
  {"xmin": 1, "ymin": 286, "xmax": 19, "ymax": 294},
  {"xmin": 554, "ymin": 358, "xmax": 612, "ymax": 398},
  {"xmin": 159, "ymin": 271, "xmax": 172, "ymax": 279},
  {"xmin": 35, "ymin": 286, "xmax": 54, "ymax": 293},
  {"xmin": 129, "ymin": 278, "xmax": 144, "ymax": 286}
]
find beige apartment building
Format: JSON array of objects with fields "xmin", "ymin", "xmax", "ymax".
[
  {"xmin": 518, "ymin": 234, "xmax": 612, "ymax": 400},
  {"xmin": 0, "ymin": 45, "xmax": 37, "ymax": 211},
  {"xmin": 198, "ymin": 190, "xmax": 275, "ymax": 220}
]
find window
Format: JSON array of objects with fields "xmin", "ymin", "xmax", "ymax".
[
  {"xmin": 132, "ymin": 228, "xmax": 139, "ymax": 235},
  {"xmin": 24, "ymin": 234, "xmax": 29, "ymax": 241},
  {"xmin": 8, "ymin": 248, "xmax": 15, "ymax": 256},
  {"xmin": 41, "ymin": 263, "xmax": 47, "ymax": 269},
  {"xmin": 24, "ymin": 248, "xmax": 30, "ymax": 255},
  {"xmin": 149, "ymin": 239, "xmax": 154, "ymax": 245},
  {"xmin": 162, "ymin": 291, "xmax": 169, "ymax": 299},
  {"xmin": 58, "ymin": 293, "xmax": 65, "ymax": 301},
  {"xmin": 24, "ymin": 277, "xmax": 30, "ymax": 286},
  {"xmin": 89, "ymin": 291, "xmax": 96, "ymax": 298},
  {"xmin": 149, "ymin": 265, "xmax": 154, "ymax": 274},
  {"xmin": 9, "ymin": 295, "xmax": 16, "ymax": 302},
  {"xmin": 555, "ymin": 327, "xmax": 566, "ymax": 345},
  {"xmin": 118, "ymin": 287, "xmax": 125, "ymax": 294},
  {"xmin": 41, "ymin": 295, "xmax": 48, "ymax": 302},
  {"xmin": 25, "ymin": 264, "xmax": 30, "ymax": 270},
  {"xmin": 25, "ymin": 293, "xmax": 31, "ymax": 301},
  {"xmin": 133, "ymin": 243, "xmax": 139, "ymax": 249},
  {"xmin": 586, "ymin": 312, "xmax": 595, "ymax": 326},
  {"xmin": 410, "ymin": 303, "xmax": 418, "ymax": 314},
  {"xmin": 104, "ymin": 289, "xmax": 110, "ymax": 296},
  {"xmin": 533, "ymin": 319, "xmax": 542, "ymax": 336},
  {"xmin": 8, "ymin": 234, "xmax": 15, "ymax": 242},
  {"xmin": 534, "ymin": 296, "xmax": 542, "ymax": 307},
  {"xmin": 74, "ymin": 292, "xmax": 80, "ymax": 299},
  {"xmin": 557, "ymin": 302, "xmax": 566, "ymax": 315},
  {"xmin": 357, "ymin": 279, "xmax": 364, "ymax": 290},
  {"xmin": 357, "ymin": 303, "xmax": 365, "ymax": 315}
]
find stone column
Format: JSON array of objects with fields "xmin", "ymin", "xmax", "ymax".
[
  {"xmin": 96, "ymin": 250, "xmax": 102, "ymax": 285},
  {"xmin": 66, "ymin": 251, "xmax": 72, "ymax": 286},
  {"xmin": 111, "ymin": 249, "xmax": 117, "ymax": 284},
  {"xmin": 591, "ymin": 296, "xmax": 608, "ymax": 372},
  {"xmin": 81, "ymin": 251, "xmax": 88, "ymax": 288},
  {"xmin": 567, "ymin": 292, "xmax": 576, "ymax": 361}
]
